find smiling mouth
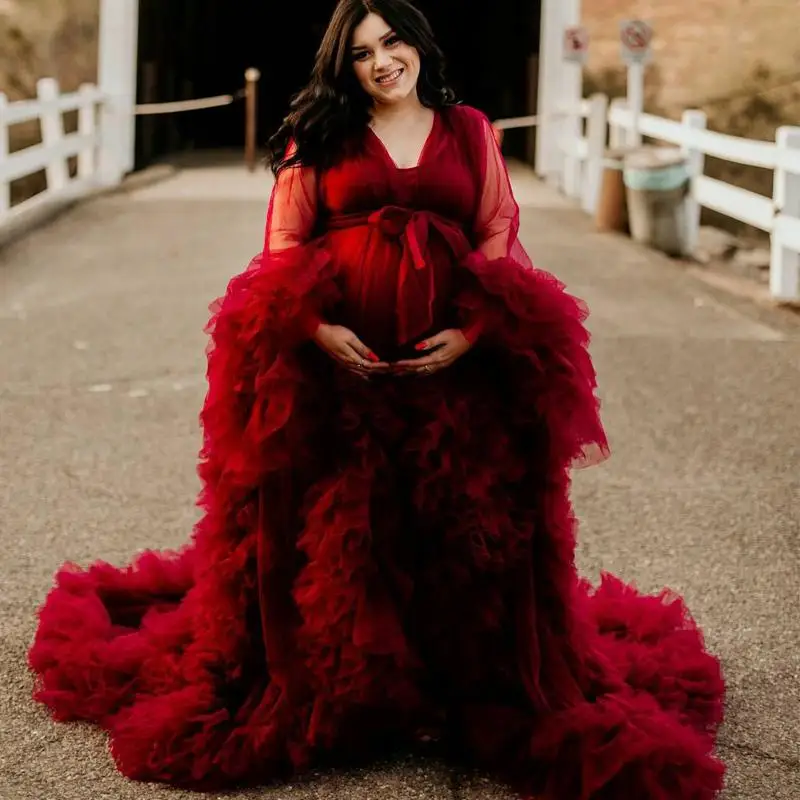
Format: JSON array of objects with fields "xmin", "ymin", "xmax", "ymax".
[{"xmin": 375, "ymin": 68, "xmax": 404, "ymax": 86}]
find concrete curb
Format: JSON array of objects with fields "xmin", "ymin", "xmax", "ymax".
[
  {"xmin": 0, "ymin": 164, "xmax": 181, "ymax": 254},
  {"xmin": 687, "ymin": 265, "xmax": 771, "ymax": 305},
  {"xmin": 113, "ymin": 163, "xmax": 181, "ymax": 195},
  {"xmin": 685, "ymin": 265, "xmax": 800, "ymax": 317},
  {"xmin": 586, "ymin": 216, "xmax": 799, "ymax": 323}
]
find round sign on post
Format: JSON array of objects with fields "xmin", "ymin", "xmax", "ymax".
[
  {"xmin": 619, "ymin": 19, "xmax": 653, "ymax": 64},
  {"xmin": 563, "ymin": 25, "xmax": 589, "ymax": 65}
]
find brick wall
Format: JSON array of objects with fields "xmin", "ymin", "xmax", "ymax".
[{"xmin": 582, "ymin": 0, "xmax": 800, "ymax": 116}]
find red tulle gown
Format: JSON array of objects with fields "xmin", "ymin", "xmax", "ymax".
[{"xmin": 28, "ymin": 105, "xmax": 726, "ymax": 798}]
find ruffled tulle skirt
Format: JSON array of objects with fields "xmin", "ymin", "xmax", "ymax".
[{"xmin": 28, "ymin": 243, "xmax": 725, "ymax": 798}]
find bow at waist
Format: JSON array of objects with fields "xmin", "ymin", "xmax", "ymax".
[{"xmin": 327, "ymin": 206, "xmax": 471, "ymax": 343}]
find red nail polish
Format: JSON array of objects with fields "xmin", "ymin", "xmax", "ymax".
[
  {"xmin": 415, "ymin": 342, "xmax": 427, "ymax": 351},
  {"xmin": 368, "ymin": 352, "xmax": 380, "ymax": 362}
]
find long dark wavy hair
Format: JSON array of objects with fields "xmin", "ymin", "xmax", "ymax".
[{"xmin": 267, "ymin": 0, "xmax": 457, "ymax": 175}]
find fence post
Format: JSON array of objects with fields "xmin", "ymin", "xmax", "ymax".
[
  {"xmin": 581, "ymin": 93, "xmax": 609, "ymax": 214},
  {"xmin": 0, "ymin": 93, "xmax": 9, "ymax": 216},
  {"xmin": 681, "ymin": 109, "xmax": 707, "ymax": 257},
  {"xmin": 77, "ymin": 84, "xmax": 97, "ymax": 180},
  {"xmin": 98, "ymin": 0, "xmax": 139, "ymax": 184},
  {"xmin": 770, "ymin": 126, "xmax": 800, "ymax": 301},
  {"xmin": 244, "ymin": 67, "xmax": 261, "ymax": 172},
  {"xmin": 37, "ymin": 78, "xmax": 69, "ymax": 194},
  {"xmin": 608, "ymin": 98, "xmax": 627, "ymax": 149}
]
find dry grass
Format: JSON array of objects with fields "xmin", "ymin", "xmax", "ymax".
[
  {"xmin": 1, "ymin": 0, "xmax": 99, "ymax": 205},
  {"xmin": 0, "ymin": 0, "xmax": 99, "ymax": 101}
]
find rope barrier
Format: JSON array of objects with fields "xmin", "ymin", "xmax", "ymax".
[
  {"xmin": 130, "ymin": 67, "xmax": 260, "ymax": 170},
  {"xmin": 134, "ymin": 89, "xmax": 246, "ymax": 116},
  {"xmin": 493, "ymin": 114, "xmax": 540, "ymax": 131},
  {"xmin": 493, "ymin": 111, "xmax": 572, "ymax": 130}
]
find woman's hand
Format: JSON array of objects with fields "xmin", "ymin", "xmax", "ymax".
[
  {"xmin": 394, "ymin": 329, "xmax": 472, "ymax": 377},
  {"xmin": 313, "ymin": 323, "xmax": 390, "ymax": 377}
]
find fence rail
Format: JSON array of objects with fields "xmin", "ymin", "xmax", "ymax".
[
  {"xmin": 520, "ymin": 94, "xmax": 800, "ymax": 302},
  {"xmin": 0, "ymin": 78, "xmax": 106, "ymax": 227}
]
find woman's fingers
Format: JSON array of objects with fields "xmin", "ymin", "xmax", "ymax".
[
  {"xmin": 346, "ymin": 336, "xmax": 379, "ymax": 363},
  {"xmin": 395, "ymin": 349, "xmax": 450, "ymax": 371},
  {"xmin": 337, "ymin": 343, "xmax": 388, "ymax": 376},
  {"xmin": 347, "ymin": 346, "xmax": 390, "ymax": 372}
]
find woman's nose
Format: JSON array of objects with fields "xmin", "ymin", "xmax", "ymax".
[{"xmin": 374, "ymin": 47, "xmax": 393, "ymax": 70}]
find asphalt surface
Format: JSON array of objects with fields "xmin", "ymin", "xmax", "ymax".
[{"xmin": 1, "ymin": 154, "xmax": 798, "ymax": 799}]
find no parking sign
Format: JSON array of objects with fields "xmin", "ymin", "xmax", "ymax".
[
  {"xmin": 619, "ymin": 19, "xmax": 653, "ymax": 64},
  {"xmin": 563, "ymin": 25, "xmax": 589, "ymax": 65}
]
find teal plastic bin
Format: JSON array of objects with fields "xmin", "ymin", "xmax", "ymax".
[{"xmin": 623, "ymin": 147, "xmax": 690, "ymax": 256}]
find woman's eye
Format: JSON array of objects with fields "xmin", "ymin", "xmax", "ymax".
[
  {"xmin": 352, "ymin": 51, "xmax": 370, "ymax": 61},
  {"xmin": 385, "ymin": 35, "xmax": 401, "ymax": 47}
]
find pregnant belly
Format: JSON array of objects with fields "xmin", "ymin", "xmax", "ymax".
[{"xmin": 325, "ymin": 224, "xmax": 460, "ymax": 360}]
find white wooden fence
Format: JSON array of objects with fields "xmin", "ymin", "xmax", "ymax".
[
  {"xmin": 0, "ymin": 78, "xmax": 106, "ymax": 231},
  {"xmin": 521, "ymin": 95, "xmax": 800, "ymax": 302}
]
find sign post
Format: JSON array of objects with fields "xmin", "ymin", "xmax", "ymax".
[
  {"xmin": 560, "ymin": 24, "xmax": 589, "ymax": 197},
  {"xmin": 619, "ymin": 19, "xmax": 653, "ymax": 147}
]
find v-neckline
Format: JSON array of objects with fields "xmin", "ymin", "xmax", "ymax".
[{"xmin": 367, "ymin": 110, "xmax": 438, "ymax": 172}]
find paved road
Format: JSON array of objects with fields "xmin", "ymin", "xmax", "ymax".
[{"xmin": 1, "ymin": 153, "xmax": 798, "ymax": 799}]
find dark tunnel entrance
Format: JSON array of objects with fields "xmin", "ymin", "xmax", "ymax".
[{"xmin": 134, "ymin": 0, "xmax": 542, "ymax": 169}]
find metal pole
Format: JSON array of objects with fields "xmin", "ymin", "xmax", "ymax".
[{"xmin": 244, "ymin": 67, "xmax": 261, "ymax": 171}]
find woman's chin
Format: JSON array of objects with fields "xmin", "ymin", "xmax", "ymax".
[
  {"xmin": 368, "ymin": 77, "xmax": 417, "ymax": 104},
  {"xmin": 372, "ymin": 87, "xmax": 414, "ymax": 106}
]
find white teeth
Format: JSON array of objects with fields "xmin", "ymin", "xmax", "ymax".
[{"xmin": 376, "ymin": 68, "xmax": 403, "ymax": 84}]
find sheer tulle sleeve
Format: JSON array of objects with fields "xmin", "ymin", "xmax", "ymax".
[
  {"xmin": 264, "ymin": 157, "xmax": 318, "ymax": 254},
  {"xmin": 457, "ymin": 113, "xmax": 535, "ymax": 344},
  {"xmin": 260, "ymin": 155, "xmax": 327, "ymax": 337},
  {"xmin": 472, "ymin": 115, "xmax": 534, "ymax": 270},
  {"xmin": 458, "ymin": 107, "xmax": 610, "ymax": 467}
]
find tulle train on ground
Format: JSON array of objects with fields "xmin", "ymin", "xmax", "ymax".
[{"xmin": 28, "ymin": 245, "xmax": 725, "ymax": 799}]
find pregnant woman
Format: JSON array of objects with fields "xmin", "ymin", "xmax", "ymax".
[{"xmin": 29, "ymin": 1, "xmax": 725, "ymax": 797}]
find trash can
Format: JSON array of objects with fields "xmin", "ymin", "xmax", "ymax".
[
  {"xmin": 623, "ymin": 146, "xmax": 690, "ymax": 256},
  {"xmin": 594, "ymin": 147, "xmax": 631, "ymax": 233}
]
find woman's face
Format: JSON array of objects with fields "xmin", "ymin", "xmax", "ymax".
[{"xmin": 350, "ymin": 13, "xmax": 421, "ymax": 106}]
